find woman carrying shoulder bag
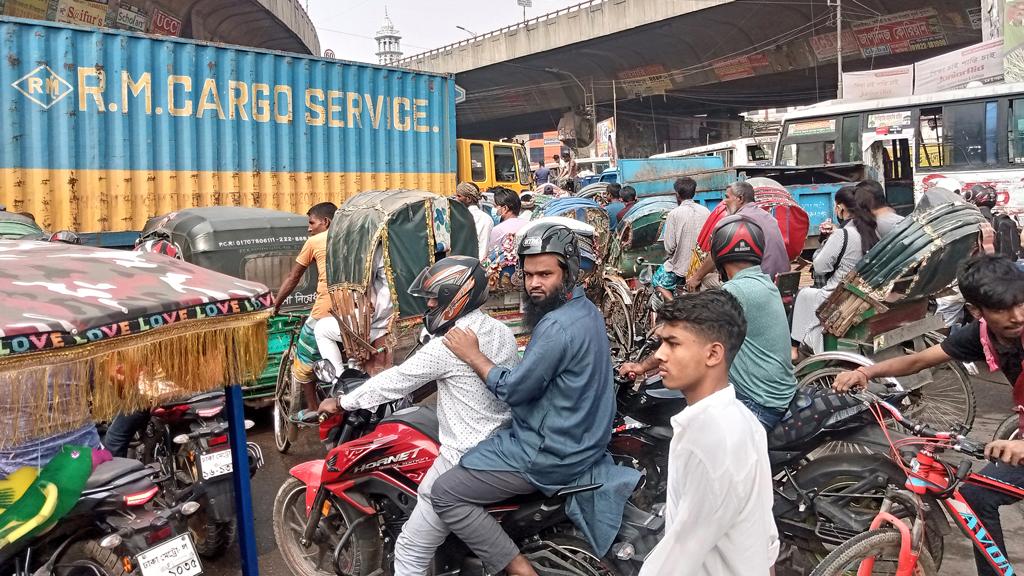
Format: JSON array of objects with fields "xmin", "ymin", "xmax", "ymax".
[{"xmin": 790, "ymin": 186, "xmax": 880, "ymax": 357}]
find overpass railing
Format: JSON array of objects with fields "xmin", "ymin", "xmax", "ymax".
[{"xmin": 397, "ymin": 0, "xmax": 608, "ymax": 64}]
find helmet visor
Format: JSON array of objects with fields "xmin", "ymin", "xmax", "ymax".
[{"xmin": 407, "ymin": 266, "xmax": 438, "ymax": 299}]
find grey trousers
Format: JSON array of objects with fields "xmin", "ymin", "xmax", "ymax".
[
  {"xmin": 393, "ymin": 455, "xmax": 455, "ymax": 576},
  {"xmin": 431, "ymin": 465, "xmax": 536, "ymax": 574}
]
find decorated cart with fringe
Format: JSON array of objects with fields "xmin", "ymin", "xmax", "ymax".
[
  {"xmin": 0, "ymin": 239, "xmax": 271, "ymax": 574},
  {"xmin": 0, "ymin": 240, "xmax": 271, "ymax": 450},
  {"xmin": 805, "ymin": 189, "xmax": 987, "ymax": 430},
  {"xmin": 137, "ymin": 207, "xmax": 316, "ymax": 405}
]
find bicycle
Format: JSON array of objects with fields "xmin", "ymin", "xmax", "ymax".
[
  {"xmin": 272, "ymin": 312, "xmax": 337, "ymax": 453},
  {"xmin": 811, "ymin": 389, "xmax": 1023, "ymax": 575}
]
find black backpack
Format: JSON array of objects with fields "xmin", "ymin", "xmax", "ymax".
[{"xmin": 992, "ymin": 214, "xmax": 1022, "ymax": 260}]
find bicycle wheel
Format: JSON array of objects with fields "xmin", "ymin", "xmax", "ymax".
[{"xmin": 810, "ymin": 528, "xmax": 936, "ymax": 576}]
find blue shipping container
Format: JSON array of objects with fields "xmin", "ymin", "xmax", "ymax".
[{"xmin": 0, "ymin": 18, "xmax": 457, "ymax": 234}]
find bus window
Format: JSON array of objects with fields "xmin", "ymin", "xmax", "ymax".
[
  {"xmin": 919, "ymin": 102, "xmax": 995, "ymax": 168},
  {"xmin": 1010, "ymin": 99, "xmax": 1024, "ymax": 163},
  {"xmin": 493, "ymin": 146, "xmax": 517, "ymax": 183},
  {"xmin": 723, "ymin": 149, "xmax": 734, "ymax": 167},
  {"xmin": 795, "ymin": 141, "xmax": 835, "ymax": 165},
  {"xmin": 918, "ymin": 108, "xmax": 944, "ymax": 167},
  {"xmin": 470, "ymin": 144, "xmax": 486, "ymax": 181},
  {"xmin": 841, "ymin": 115, "xmax": 862, "ymax": 162},
  {"xmin": 747, "ymin": 145, "xmax": 767, "ymax": 162}
]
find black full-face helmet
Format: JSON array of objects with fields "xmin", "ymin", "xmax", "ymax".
[{"xmin": 408, "ymin": 256, "xmax": 489, "ymax": 336}]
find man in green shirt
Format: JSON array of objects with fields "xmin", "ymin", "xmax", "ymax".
[{"xmin": 620, "ymin": 215, "xmax": 796, "ymax": 428}]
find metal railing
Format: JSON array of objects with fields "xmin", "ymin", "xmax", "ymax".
[{"xmin": 397, "ymin": 0, "xmax": 610, "ymax": 64}]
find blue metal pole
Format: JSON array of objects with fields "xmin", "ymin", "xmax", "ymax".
[{"xmin": 224, "ymin": 384, "xmax": 259, "ymax": 576}]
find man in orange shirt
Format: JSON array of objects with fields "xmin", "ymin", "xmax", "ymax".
[{"xmin": 274, "ymin": 202, "xmax": 337, "ymax": 414}]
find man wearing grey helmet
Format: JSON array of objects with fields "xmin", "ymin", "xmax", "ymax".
[{"xmin": 437, "ymin": 222, "xmax": 640, "ymax": 576}]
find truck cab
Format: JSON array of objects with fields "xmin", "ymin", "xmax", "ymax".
[{"xmin": 457, "ymin": 139, "xmax": 531, "ymax": 194}]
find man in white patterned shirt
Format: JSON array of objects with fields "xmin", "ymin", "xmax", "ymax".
[{"xmin": 319, "ymin": 256, "xmax": 519, "ymax": 576}]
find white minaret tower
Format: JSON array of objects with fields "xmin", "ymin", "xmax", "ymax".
[{"xmin": 375, "ymin": 8, "xmax": 403, "ymax": 65}]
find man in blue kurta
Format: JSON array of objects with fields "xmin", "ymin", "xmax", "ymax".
[{"xmin": 437, "ymin": 222, "xmax": 639, "ymax": 576}]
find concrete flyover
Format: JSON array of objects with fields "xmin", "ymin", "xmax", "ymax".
[
  {"xmin": 147, "ymin": 0, "xmax": 318, "ymax": 55},
  {"xmin": 399, "ymin": 0, "xmax": 981, "ymax": 147}
]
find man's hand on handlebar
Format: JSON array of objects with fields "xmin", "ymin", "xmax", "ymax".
[
  {"xmin": 319, "ymin": 396, "xmax": 340, "ymax": 415},
  {"xmin": 985, "ymin": 439, "xmax": 1024, "ymax": 465},
  {"xmin": 617, "ymin": 362, "xmax": 643, "ymax": 379},
  {"xmin": 832, "ymin": 368, "xmax": 870, "ymax": 393}
]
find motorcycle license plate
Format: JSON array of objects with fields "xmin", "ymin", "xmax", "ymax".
[
  {"xmin": 199, "ymin": 450, "xmax": 233, "ymax": 480},
  {"xmin": 136, "ymin": 534, "xmax": 203, "ymax": 576}
]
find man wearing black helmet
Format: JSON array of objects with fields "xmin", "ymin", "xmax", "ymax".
[
  {"xmin": 436, "ymin": 222, "xmax": 640, "ymax": 576},
  {"xmin": 620, "ymin": 216, "xmax": 796, "ymax": 429},
  {"xmin": 318, "ymin": 256, "xmax": 519, "ymax": 576}
]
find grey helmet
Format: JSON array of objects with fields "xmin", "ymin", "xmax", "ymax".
[{"xmin": 517, "ymin": 222, "xmax": 581, "ymax": 287}]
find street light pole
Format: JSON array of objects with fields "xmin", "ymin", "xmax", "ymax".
[
  {"xmin": 455, "ymin": 25, "xmax": 476, "ymax": 37},
  {"xmin": 835, "ymin": 0, "xmax": 843, "ymax": 99}
]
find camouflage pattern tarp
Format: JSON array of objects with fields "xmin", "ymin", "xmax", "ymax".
[{"xmin": 0, "ymin": 240, "xmax": 271, "ymax": 443}]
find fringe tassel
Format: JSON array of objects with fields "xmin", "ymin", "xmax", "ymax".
[{"xmin": 0, "ymin": 312, "xmax": 269, "ymax": 448}]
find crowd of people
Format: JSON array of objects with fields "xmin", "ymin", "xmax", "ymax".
[{"xmin": 5, "ymin": 171, "xmax": 1024, "ymax": 576}]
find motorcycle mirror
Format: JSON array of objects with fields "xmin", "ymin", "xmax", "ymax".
[
  {"xmin": 418, "ymin": 328, "xmax": 432, "ymax": 345},
  {"xmin": 172, "ymin": 434, "xmax": 190, "ymax": 445},
  {"xmin": 313, "ymin": 359, "xmax": 338, "ymax": 383},
  {"xmin": 244, "ymin": 419, "xmax": 255, "ymax": 430},
  {"xmin": 181, "ymin": 501, "xmax": 201, "ymax": 516}
]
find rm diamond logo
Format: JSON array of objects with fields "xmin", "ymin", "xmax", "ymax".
[{"xmin": 12, "ymin": 65, "xmax": 73, "ymax": 110}]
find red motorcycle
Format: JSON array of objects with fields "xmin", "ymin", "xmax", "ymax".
[{"xmin": 272, "ymin": 367, "xmax": 654, "ymax": 576}]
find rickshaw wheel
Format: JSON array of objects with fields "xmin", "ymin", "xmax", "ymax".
[
  {"xmin": 274, "ymin": 346, "xmax": 300, "ymax": 453},
  {"xmin": 890, "ymin": 331, "xmax": 975, "ymax": 432}
]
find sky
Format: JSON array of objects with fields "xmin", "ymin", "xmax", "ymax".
[{"xmin": 308, "ymin": 0, "xmax": 583, "ymax": 64}]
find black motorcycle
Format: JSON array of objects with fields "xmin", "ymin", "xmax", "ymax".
[
  {"xmin": 1, "ymin": 456, "xmax": 201, "ymax": 576},
  {"xmin": 609, "ymin": 357, "xmax": 947, "ymax": 571},
  {"xmin": 138, "ymin": 391, "xmax": 264, "ymax": 558}
]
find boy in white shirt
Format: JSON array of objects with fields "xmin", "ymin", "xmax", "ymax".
[{"xmin": 640, "ymin": 289, "xmax": 779, "ymax": 576}]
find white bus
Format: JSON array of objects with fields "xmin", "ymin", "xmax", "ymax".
[
  {"xmin": 651, "ymin": 137, "xmax": 776, "ymax": 167},
  {"xmin": 775, "ymin": 83, "xmax": 1024, "ymax": 214}
]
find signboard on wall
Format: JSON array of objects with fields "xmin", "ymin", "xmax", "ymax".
[
  {"xmin": 852, "ymin": 8, "xmax": 946, "ymax": 58},
  {"xmin": 808, "ymin": 29, "xmax": 860, "ymax": 62},
  {"xmin": 149, "ymin": 7, "xmax": 181, "ymax": 36},
  {"xmin": 842, "ymin": 65, "xmax": 914, "ymax": 101},
  {"xmin": 712, "ymin": 53, "xmax": 771, "ymax": 82},
  {"xmin": 914, "ymin": 39, "xmax": 1003, "ymax": 94},
  {"xmin": 116, "ymin": 2, "xmax": 146, "ymax": 32},
  {"xmin": 2, "ymin": 0, "xmax": 49, "ymax": 19},
  {"xmin": 55, "ymin": 0, "xmax": 107, "ymax": 27}
]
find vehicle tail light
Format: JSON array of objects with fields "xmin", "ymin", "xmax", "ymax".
[
  {"xmin": 196, "ymin": 406, "xmax": 223, "ymax": 418},
  {"xmin": 146, "ymin": 524, "xmax": 173, "ymax": 545},
  {"xmin": 124, "ymin": 485, "xmax": 159, "ymax": 507},
  {"xmin": 209, "ymin": 434, "xmax": 228, "ymax": 446}
]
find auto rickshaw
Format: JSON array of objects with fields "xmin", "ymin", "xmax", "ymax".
[
  {"xmin": 137, "ymin": 207, "xmax": 317, "ymax": 406},
  {"xmin": 273, "ymin": 190, "xmax": 485, "ymax": 451}
]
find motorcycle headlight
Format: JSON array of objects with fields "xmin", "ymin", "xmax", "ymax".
[{"xmin": 313, "ymin": 359, "xmax": 338, "ymax": 384}]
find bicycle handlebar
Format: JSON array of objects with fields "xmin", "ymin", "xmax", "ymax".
[{"xmin": 853, "ymin": 389, "xmax": 989, "ymax": 460}]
